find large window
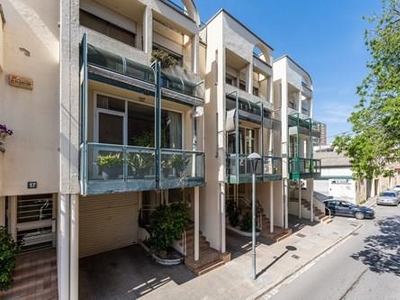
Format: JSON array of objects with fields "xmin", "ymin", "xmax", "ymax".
[
  {"xmin": 96, "ymin": 94, "xmax": 183, "ymax": 149},
  {"xmin": 128, "ymin": 102, "xmax": 182, "ymax": 149}
]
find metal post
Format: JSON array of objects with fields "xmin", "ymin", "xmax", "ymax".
[
  {"xmin": 252, "ymin": 168, "xmax": 256, "ymax": 280},
  {"xmin": 248, "ymin": 152, "xmax": 261, "ymax": 280}
]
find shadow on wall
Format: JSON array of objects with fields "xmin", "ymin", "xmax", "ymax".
[{"xmin": 351, "ymin": 216, "xmax": 400, "ymax": 276}]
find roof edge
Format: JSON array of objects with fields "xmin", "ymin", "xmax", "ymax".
[
  {"xmin": 274, "ymin": 54, "xmax": 313, "ymax": 84},
  {"xmin": 201, "ymin": 9, "xmax": 274, "ymax": 52}
]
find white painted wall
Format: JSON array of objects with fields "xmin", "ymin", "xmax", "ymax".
[{"xmin": 0, "ymin": 0, "xmax": 60, "ymax": 196}]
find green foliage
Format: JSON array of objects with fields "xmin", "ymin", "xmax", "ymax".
[
  {"xmin": 96, "ymin": 153, "xmax": 123, "ymax": 168},
  {"xmin": 147, "ymin": 202, "xmax": 189, "ymax": 253},
  {"xmin": 151, "ymin": 49, "xmax": 177, "ymax": 69},
  {"xmin": 226, "ymin": 200, "xmax": 241, "ymax": 227},
  {"xmin": 127, "ymin": 152, "xmax": 153, "ymax": 175},
  {"xmin": 240, "ymin": 213, "xmax": 252, "ymax": 232},
  {"xmin": 0, "ymin": 227, "xmax": 19, "ymax": 291},
  {"xmin": 170, "ymin": 154, "xmax": 189, "ymax": 172},
  {"xmin": 333, "ymin": 0, "xmax": 400, "ymax": 180}
]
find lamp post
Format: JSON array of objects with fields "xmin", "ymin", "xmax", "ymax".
[{"xmin": 248, "ymin": 152, "xmax": 261, "ymax": 280}]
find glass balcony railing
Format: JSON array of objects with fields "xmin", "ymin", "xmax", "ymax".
[
  {"xmin": 82, "ymin": 143, "xmax": 204, "ymax": 194},
  {"xmin": 226, "ymin": 153, "xmax": 282, "ymax": 184},
  {"xmin": 159, "ymin": 149, "xmax": 205, "ymax": 189},
  {"xmin": 289, "ymin": 157, "xmax": 321, "ymax": 180}
]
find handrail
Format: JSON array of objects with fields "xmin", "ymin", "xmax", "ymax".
[
  {"xmin": 313, "ymin": 195, "xmax": 331, "ymax": 218},
  {"xmin": 226, "ymin": 195, "xmax": 263, "ymax": 229}
]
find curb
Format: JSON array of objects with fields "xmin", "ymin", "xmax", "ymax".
[{"xmin": 251, "ymin": 222, "xmax": 363, "ymax": 300}]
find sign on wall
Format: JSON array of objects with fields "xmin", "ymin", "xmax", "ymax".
[{"xmin": 8, "ymin": 74, "xmax": 33, "ymax": 90}]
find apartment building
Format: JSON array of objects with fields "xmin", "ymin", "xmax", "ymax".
[
  {"xmin": 200, "ymin": 9, "xmax": 286, "ymax": 250},
  {"xmin": 273, "ymin": 55, "xmax": 322, "ymax": 224},
  {"xmin": 1, "ymin": 1, "xmax": 323, "ymax": 299}
]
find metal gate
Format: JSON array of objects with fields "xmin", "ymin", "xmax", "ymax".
[{"xmin": 16, "ymin": 194, "xmax": 55, "ymax": 251}]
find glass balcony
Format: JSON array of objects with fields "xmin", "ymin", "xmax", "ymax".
[
  {"xmin": 226, "ymin": 154, "xmax": 282, "ymax": 184},
  {"xmin": 159, "ymin": 149, "xmax": 205, "ymax": 189},
  {"xmin": 289, "ymin": 157, "xmax": 321, "ymax": 180},
  {"xmin": 82, "ymin": 143, "xmax": 204, "ymax": 195}
]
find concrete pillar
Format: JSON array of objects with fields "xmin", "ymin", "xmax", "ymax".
[
  {"xmin": 220, "ymin": 183, "xmax": 226, "ymax": 253},
  {"xmin": 9, "ymin": 196, "xmax": 17, "ymax": 241},
  {"xmin": 281, "ymin": 80, "xmax": 289, "ymax": 229},
  {"xmin": 309, "ymin": 179, "xmax": 314, "ymax": 222},
  {"xmin": 143, "ymin": 7, "xmax": 152, "ymax": 55},
  {"xmin": 70, "ymin": 194, "xmax": 79, "ymax": 300},
  {"xmin": 298, "ymin": 182, "xmax": 302, "ymax": 219},
  {"xmin": 58, "ymin": 193, "xmax": 70, "ymax": 300},
  {"xmin": 0, "ymin": 196, "xmax": 5, "ymax": 227},
  {"xmin": 58, "ymin": 193, "xmax": 79, "ymax": 300},
  {"xmin": 191, "ymin": 35, "xmax": 199, "ymax": 73},
  {"xmin": 246, "ymin": 64, "xmax": 253, "ymax": 94},
  {"xmin": 194, "ymin": 187, "xmax": 199, "ymax": 261},
  {"xmin": 270, "ymin": 182, "xmax": 274, "ymax": 233}
]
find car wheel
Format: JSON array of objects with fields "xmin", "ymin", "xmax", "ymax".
[{"xmin": 355, "ymin": 212, "xmax": 365, "ymax": 220}]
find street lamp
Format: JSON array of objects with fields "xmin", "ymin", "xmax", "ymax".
[{"xmin": 248, "ymin": 152, "xmax": 261, "ymax": 280}]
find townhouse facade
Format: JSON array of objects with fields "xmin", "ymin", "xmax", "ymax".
[{"xmin": 0, "ymin": 1, "xmax": 322, "ymax": 298}]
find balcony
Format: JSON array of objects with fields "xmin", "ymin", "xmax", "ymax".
[
  {"xmin": 81, "ymin": 143, "xmax": 205, "ymax": 195},
  {"xmin": 225, "ymin": 84, "xmax": 273, "ymax": 111},
  {"xmin": 288, "ymin": 157, "xmax": 321, "ymax": 180},
  {"xmin": 226, "ymin": 154, "xmax": 282, "ymax": 184},
  {"xmin": 161, "ymin": 66, "xmax": 204, "ymax": 106},
  {"xmin": 287, "ymin": 108, "xmax": 321, "ymax": 138}
]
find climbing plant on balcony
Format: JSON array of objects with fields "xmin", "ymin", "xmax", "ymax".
[{"xmin": 151, "ymin": 49, "xmax": 177, "ymax": 69}]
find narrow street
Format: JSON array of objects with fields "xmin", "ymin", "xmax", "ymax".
[{"xmin": 261, "ymin": 204, "xmax": 400, "ymax": 300}]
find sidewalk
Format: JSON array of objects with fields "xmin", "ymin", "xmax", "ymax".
[{"xmin": 141, "ymin": 210, "xmax": 371, "ymax": 300}]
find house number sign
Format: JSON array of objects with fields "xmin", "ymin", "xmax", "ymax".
[{"xmin": 27, "ymin": 181, "xmax": 38, "ymax": 189}]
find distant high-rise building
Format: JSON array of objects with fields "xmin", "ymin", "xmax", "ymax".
[{"xmin": 313, "ymin": 122, "xmax": 327, "ymax": 146}]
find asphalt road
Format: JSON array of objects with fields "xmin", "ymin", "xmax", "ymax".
[{"xmin": 263, "ymin": 204, "xmax": 400, "ymax": 300}]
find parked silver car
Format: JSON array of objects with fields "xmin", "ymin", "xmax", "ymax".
[
  {"xmin": 393, "ymin": 184, "xmax": 400, "ymax": 192},
  {"xmin": 376, "ymin": 190, "xmax": 400, "ymax": 206}
]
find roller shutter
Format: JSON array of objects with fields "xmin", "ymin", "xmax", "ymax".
[{"xmin": 79, "ymin": 192, "xmax": 139, "ymax": 258}]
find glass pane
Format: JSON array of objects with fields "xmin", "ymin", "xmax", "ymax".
[
  {"xmin": 128, "ymin": 102, "xmax": 154, "ymax": 146},
  {"xmin": 98, "ymin": 113, "xmax": 123, "ymax": 144},
  {"xmin": 97, "ymin": 95, "xmax": 125, "ymax": 112},
  {"xmin": 162, "ymin": 110, "xmax": 182, "ymax": 149}
]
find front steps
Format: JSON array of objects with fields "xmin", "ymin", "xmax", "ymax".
[
  {"xmin": 184, "ymin": 222, "xmax": 230, "ymax": 275},
  {"xmin": 260, "ymin": 214, "xmax": 293, "ymax": 242},
  {"xmin": 301, "ymin": 198, "xmax": 333, "ymax": 224},
  {"xmin": 0, "ymin": 248, "xmax": 58, "ymax": 300}
]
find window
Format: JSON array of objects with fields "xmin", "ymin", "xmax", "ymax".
[
  {"xmin": 253, "ymin": 87, "xmax": 259, "ymax": 97},
  {"xmin": 225, "ymin": 73, "xmax": 237, "ymax": 86},
  {"xmin": 128, "ymin": 102, "xmax": 182, "ymax": 149},
  {"xmin": 239, "ymin": 80, "xmax": 246, "ymax": 91},
  {"xmin": 80, "ymin": 9, "xmax": 136, "ymax": 47},
  {"xmin": 95, "ymin": 94, "xmax": 183, "ymax": 149}
]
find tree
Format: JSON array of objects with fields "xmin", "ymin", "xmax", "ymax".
[{"xmin": 333, "ymin": 0, "xmax": 400, "ymax": 180}]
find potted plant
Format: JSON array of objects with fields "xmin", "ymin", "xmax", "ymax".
[
  {"xmin": 0, "ymin": 226, "xmax": 19, "ymax": 291},
  {"xmin": 127, "ymin": 152, "xmax": 153, "ymax": 178},
  {"xmin": 96, "ymin": 153, "xmax": 123, "ymax": 179},
  {"xmin": 170, "ymin": 154, "xmax": 189, "ymax": 177},
  {"xmin": 147, "ymin": 202, "xmax": 189, "ymax": 260},
  {"xmin": 151, "ymin": 49, "xmax": 177, "ymax": 69}
]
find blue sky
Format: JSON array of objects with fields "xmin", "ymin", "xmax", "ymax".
[{"xmin": 192, "ymin": 0, "xmax": 382, "ymax": 143}]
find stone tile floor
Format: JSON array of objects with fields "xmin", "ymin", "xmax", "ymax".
[{"xmin": 0, "ymin": 248, "xmax": 58, "ymax": 300}]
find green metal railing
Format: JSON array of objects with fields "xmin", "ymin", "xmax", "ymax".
[
  {"xmin": 226, "ymin": 153, "xmax": 282, "ymax": 184},
  {"xmin": 288, "ymin": 157, "xmax": 321, "ymax": 180}
]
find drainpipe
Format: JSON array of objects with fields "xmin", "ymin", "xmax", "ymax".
[{"xmin": 194, "ymin": 187, "xmax": 199, "ymax": 261}]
